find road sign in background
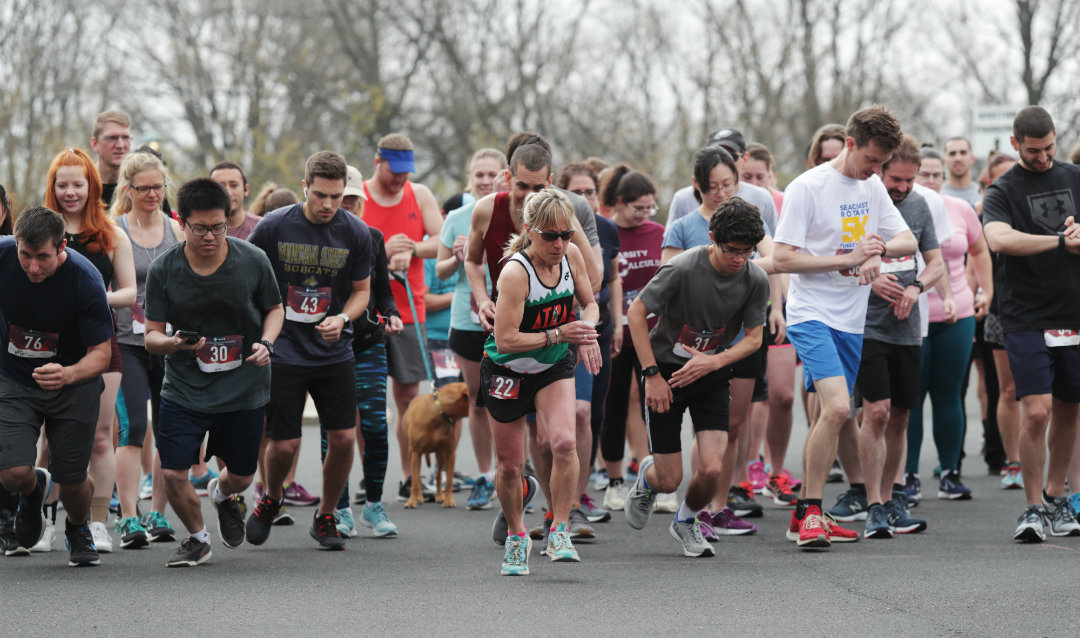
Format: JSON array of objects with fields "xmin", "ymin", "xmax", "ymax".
[{"xmin": 972, "ymin": 105, "xmax": 1019, "ymax": 158}]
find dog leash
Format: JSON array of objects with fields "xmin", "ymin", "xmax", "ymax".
[{"xmin": 392, "ymin": 269, "xmax": 435, "ymax": 384}]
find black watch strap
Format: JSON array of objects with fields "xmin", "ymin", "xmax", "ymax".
[
  {"xmin": 642, "ymin": 365, "xmax": 660, "ymax": 377},
  {"xmin": 912, "ymin": 279, "xmax": 925, "ymax": 292},
  {"xmin": 258, "ymin": 339, "xmax": 275, "ymax": 355}
]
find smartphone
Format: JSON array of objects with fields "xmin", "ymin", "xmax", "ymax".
[{"xmin": 175, "ymin": 330, "xmax": 200, "ymax": 344}]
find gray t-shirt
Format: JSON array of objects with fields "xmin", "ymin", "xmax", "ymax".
[
  {"xmin": 145, "ymin": 239, "xmax": 282, "ymax": 413},
  {"xmin": 864, "ymin": 190, "xmax": 939, "ymax": 346},
  {"xmin": 665, "ymin": 182, "xmax": 778, "ymax": 236},
  {"xmin": 115, "ymin": 214, "xmax": 180, "ymax": 346},
  {"xmin": 556, "ymin": 187, "xmax": 600, "ymax": 246},
  {"xmin": 638, "ymin": 246, "xmax": 769, "ymax": 367},
  {"xmin": 941, "ymin": 183, "xmax": 980, "ymax": 207}
]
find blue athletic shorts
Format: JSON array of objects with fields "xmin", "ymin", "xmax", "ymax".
[
  {"xmin": 157, "ymin": 399, "xmax": 263, "ymax": 476},
  {"xmin": 1004, "ymin": 330, "xmax": 1080, "ymax": 402},
  {"xmin": 787, "ymin": 321, "xmax": 862, "ymax": 394}
]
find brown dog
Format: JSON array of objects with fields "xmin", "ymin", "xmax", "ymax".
[{"xmin": 402, "ymin": 382, "xmax": 470, "ymax": 508}]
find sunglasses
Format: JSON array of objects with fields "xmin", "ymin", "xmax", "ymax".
[{"xmin": 535, "ymin": 229, "xmax": 575, "ymax": 242}]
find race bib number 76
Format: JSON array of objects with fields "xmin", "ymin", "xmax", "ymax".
[{"xmin": 8, "ymin": 325, "xmax": 59, "ymax": 359}]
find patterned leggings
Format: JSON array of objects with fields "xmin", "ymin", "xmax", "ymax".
[{"xmin": 320, "ymin": 341, "xmax": 390, "ymax": 507}]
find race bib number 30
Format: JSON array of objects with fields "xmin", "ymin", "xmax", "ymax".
[
  {"xmin": 285, "ymin": 285, "xmax": 332, "ymax": 323},
  {"xmin": 880, "ymin": 255, "xmax": 916, "ymax": 274},
  {"xmin": 488, "ymin": 374, "xmax": 521, "ymax": 400},
  {"xmin": 673, "ymin": 325, "xmax": 721, "ymax": 358},
  {"xmin": 832, "ymin": 249, "xmax": 860, "ymax": 285},
  {"xmin": 195, "ymin": 335, "xmax": 244, "ymax": 373},
  {"xmin": 1044, "ymin": 329, "xmax": 1080, "ymax": 348},
  {"xmin": 7, "ymin": 325, "xmax": 59, "ymax": 359}
]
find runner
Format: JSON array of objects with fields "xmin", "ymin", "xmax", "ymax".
[
  {"xmin": 0, "ymin": 184, "xmax": 13, "ymax": 555},
  {"xmin": 42, "ymin": 149, "xmax": 137, "ymax": 551},
  {"xmin": 773, "ymin": 105, "xmax": 916, "ymax": 549},
  {"xmin": 359, "ymin": 134, "xmax": 443, "ymax": 500},
  {"xmin": 0, "ymin": 207, "xmax": 113, "ymax": 566},
  {"xmin": 143, "ymin": 178, "xmax": 281, "ymax": 567},
  {"xmin": 481, "ymin": 189, "xmax": 600, "ymax": 574},
  {"xmin": 441, "ymin": 148, "xmax": 506, "ymax": 215},
  {"xmin": 110, "ymin": 151, "xmax": 185, "ymax": 546},
  {"xmin": 209, "ymin": 161, "xmax": 261, "ymax": 240},
  {"xmin": 806, "ymin": 123, "xmax": 846, "ymax": 169},
  {"xmin": 246, "ymin": 151, "xmax": 372, "ymax": 551},
  {"xmin": 942, "ymin": 137, "xmax": 981, "ymax": 206},
  {"xmin": 981, "ymin": 106, "xmax": 1080, "ymax": 542},
  {"xmin": 853, "ymin": 136, "xmax": 944, "ymax": 538},
  {"xmin": 623, "ymin": 199, "xmax": 769, "ymax": 557},
  {"xmin": 89, "ymin": 110, "xmax": 132, "ymax": 206}
]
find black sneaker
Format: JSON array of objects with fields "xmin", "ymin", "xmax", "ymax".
[
  {"xmin": 245, "ymin": 494, "xmax": 281, "ymax": 545},
  {"xmin": 0, "ymin": 509, "xmax": 18, "ymax": 556},
  {"xmin": 827, "ymin": 459, "xmax": 845, "ymax": 483},
  {"xmin": 209, "ymin": 478, "xmax": 246, "ymax": 549},
  {"xmin": 166, "ymin": 537, "xmax": 212, "ymax": 567},
  {"xmin": 15, "ymin": 468, "xmax": 50, "ymax": 551},
  {"xmin": 309, "ymin": 513, "xmax": 346, "ymax": 550},
  {"xmin": 272, "ymin": 505, "xmax": 295, "ymax": 526},
  {"xmin": 396, "ymin": 477, "xmax": 435, "ymax": 503},
  {"xmin": 64, "ymin": 521, "xmax": 101, "ymax": 567},
  {"xmin": 727, "ymin": 485, "xmax": 763, "ymax": 518},
  {"xmin": 492, "ymin": 475, "xmax": 540, "ymax": 546},
  {"xmin": 353, "ymin": 483, "xmax": 367, "ymax": 505}
]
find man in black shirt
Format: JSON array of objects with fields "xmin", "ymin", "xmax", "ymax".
[{"xmin": 982, "ymin": 106, "xmax": 1080, "ymax": 542}]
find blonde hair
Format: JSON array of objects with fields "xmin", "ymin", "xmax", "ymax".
[
  {"xmin": 465, "ymin": 148, "xmax": 508, "ymax": 196},
  {"xmin": 108, "ymin": 152, "xmax": 168, "ymax": 218},
  {"xmin": 503, "ymin": 189, "xmax": 575, "ymax": 258}
]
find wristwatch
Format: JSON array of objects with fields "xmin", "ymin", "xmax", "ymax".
[
  {"xmin": 1060, "ymin": 232, "xmax": 1067, "ymax": 250},
  {"xmin": 336, "ymin": 312, "xmax": 351, "ymax": 326},
  {"xmin": 257, "ymin": 339, "xmax": 275, "ymax": 355},
  {"xmin": 642, "ymin": 365, "xmax": 660, "ymax": 378},
  {"xmin": 911, "ymin": 279, "xmax": 925, "ymax": 292}
]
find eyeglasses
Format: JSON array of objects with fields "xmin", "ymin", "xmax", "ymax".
[
  {"xmin": 187, "ymin": 223, "xmax": 228, "ymax": 236},
  {"xmin": 570, "ymin": 188, "xmax": 597, "ymax": 198},
  {"xmin": 719, "ymin": 244, "xmax": 756, "ymax": 258},
  {"xmin": 707, "ymin": 182, "xmax": 737, "ymax": 194},
  {"xmin": 102, "ymin": 135, "xmax": 132, "ymax": 145},
  {"xmin": 628, "ymin": 203, "xmax": 659, "ymax": 216},
  {"xmin": 917, "ymin": 171, "xmax": 943, "ymax": 180},
  {"xmin": 536, "ymin": 229, "xmax": 575, "ymax": 242},
  {"xmin": 130, "ymin": 184, "xmax": 165, "ymax": 195}
]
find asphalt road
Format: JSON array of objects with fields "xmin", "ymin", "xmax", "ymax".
[{"xmin": 5, "ymin": 378, "xmax": 1079, "ymax": 637}]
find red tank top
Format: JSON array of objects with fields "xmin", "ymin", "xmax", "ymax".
[
  {"xmin": 362, "ymin": 181, "xmax": 426, "ymax": 324},
  {"xmin": 484, "ymin": 192, "xmax": 517, "ymax": 287}
]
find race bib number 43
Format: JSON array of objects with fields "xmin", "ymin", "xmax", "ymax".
[
  {"xmin": 195, "ymin": 335, "xmax": 244, "ymax": 373},
  {"xmin": 673, "ymin": 325, "xmax": 722, "ymax": 358},
  {"xmin": 7, "ymin": 325, "xmax": 59, "ymax": 359},
  {"xmin": 1045, "ymin": 329, "xmax": 1080, "ymax": 348},
  {"xmin": 488, "ymin": 374, "xmax": 521, "ymax": 400},
  {"xmin": 285, "ymin": 285, "xmax": 332, "ymax": 323}
]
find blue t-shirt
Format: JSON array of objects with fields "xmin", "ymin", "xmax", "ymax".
[
  {"xmin": 440, "ymin": 202, "xmax": 492, "ymax": 332},
  {"xmin": 247, "ymin": 204, "xmax": 372, "ymax": 367},
  {"xmin": 595, "ymin": 214, "xmax": 620, "ymax": 307},
  {"xmin": 0, "ymin": 238, "xmax": 113, "ymax": 387},
  {"xmin": 424, "ymin": 257, "xmax": 453, "ymax": 341},
  {"xmin": 663, "ymin": 211, "xmax": 711, "ymax": 251}
]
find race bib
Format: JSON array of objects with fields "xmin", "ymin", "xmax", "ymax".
[
  {"xmin": 488, "ymin": 374, "xmax": 521, "ymax": 400},
  {"xmin": 469, "ymin": 294, "xmax": 481, "ymax": 326},
  {"xmin": 432, "ymin": 348, "xmax": 460, "ymax": 379},
  {"xmin": 832, "ymin": 249, "xmax": 860, "ymax": 285},
  {"xmin": 880, "ymin": 255, "xmax": 916, "ymax": 274},
  {"xmin": 131, "ymin": 298, "xmax": 146, "ymax": 335},
  {"xmin": 7, "ymin": 325, "xmax": 59, "ymax": 359},
  {"xmin": 285, "ymin": 285, "xmax": 331, "ymax": 323},
  {"xmin": 195, "ymin": 335, "xmax": 244, "ymax": 373},
  {"xmin": 1044, "ymin": 329, "xmax": 1080, "ymax": 348},
  {"xmin": 673, "ymin": 325, "xmax": 722, "ymax": 358}
]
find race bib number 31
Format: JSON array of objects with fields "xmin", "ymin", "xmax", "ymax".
[
  {"xmin": 7, "ymin": 325, "xmax": 59, "ymax": 359},
  {"xmin": 673, "ymin": 325, "xmax": 721, "ymax": 358},
  {"xmin": 285, "ymin": 285, "xmax": 332, "ymax": 323},
  {"xmin": 1044, "ymin": 329, "xmax": 1080, "ymax": 348},
  {"xmin": 195, "ymin": 335, "xmax": 244, "ymax": 373},
  {"xmin": 488, "ymin": 374, "xmax": 521, "ymax": 400}
]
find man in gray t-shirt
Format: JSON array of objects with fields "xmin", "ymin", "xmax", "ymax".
[
  {"xmin": 850, "ymin": 142, "xmax": 948, "ymax": 537},
  {"xmin": 622, "ymin": 199, "xmax": 769, "ymax": 558}
]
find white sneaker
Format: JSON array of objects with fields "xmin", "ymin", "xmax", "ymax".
[
  {"xmin": 603, "ymin": 480, "xmax": 629, "ymax": 510},
  {"xmin": 30, "ymin": 520, "xmax": 55, "ymax": 553},
  {"xmin": 138, "ymin": 473, "xmax": 153, "ymax": 500},
  {"xmin": 89, "ymin": 521, "xmax": 114, "ymax": 553},
  {"xmin": 654, "ymin": 492, "xmax": 679, "ymax": 513}
]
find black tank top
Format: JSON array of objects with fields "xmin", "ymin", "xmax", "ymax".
[{"xmin": 65, "ymin": 232, "xmax": 114, "ymax": 286}]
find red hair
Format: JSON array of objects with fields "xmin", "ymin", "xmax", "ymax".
[{"xmin": 44, "ymin": 148, "xmax": 113, "ymax": 254}]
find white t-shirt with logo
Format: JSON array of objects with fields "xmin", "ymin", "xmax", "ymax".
[{"xmin": 774, "ymin": 163, "xmax": 910, "ymax": 334}]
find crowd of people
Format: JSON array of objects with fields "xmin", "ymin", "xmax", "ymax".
[{"xmin": 1, "ymin": 103, "xmax": 1079, "ymax": 575}]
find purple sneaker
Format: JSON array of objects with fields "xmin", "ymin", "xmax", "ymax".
[
  {"xmin": 282, "ymin": 482, "xmax": 320, "ymax": 507},
  {"xmin": 710, "ymin": 507, "xmax": 757, "ymax": 536},
  {"xmin": 698, "ymin": 511, "xmax": 719, "ymax": 542}
]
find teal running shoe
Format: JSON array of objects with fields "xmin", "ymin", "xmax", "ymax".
[
  {"xmin": 141, "ymin": 511, "xmax": 176, "ymax": 543},
  {"xmin": 114, "ymin": 515, "xmax": 150, "ymax": 549},
  {"xmin": 359, "ymin": 502, "xmax": 398, "ymax": 537},
  {"xmin": 335, "ymin": 506, "xmax": 358, "ymax": 538},
  {"xmin": 500, "ymin": 534, "xmax": 531, "ymax": 575},
  {"xmin": 545, "ymin": 522, "xmax": 580, "ymax": 562}
]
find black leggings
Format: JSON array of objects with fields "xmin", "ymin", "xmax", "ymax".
[
  {"xmin": 588, "ymin": 332, "xmax": 613, "ymax": 466},
  {"xmin": 600, "ymin": 344, "xmax": 642, "ymax": 465}
]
